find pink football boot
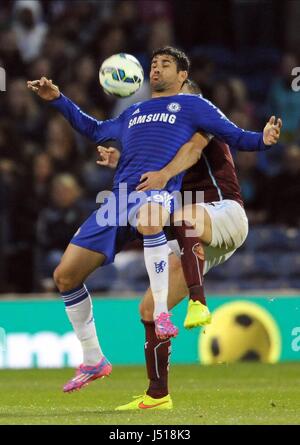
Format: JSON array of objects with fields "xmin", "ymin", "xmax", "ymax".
[
  {"xmin": 63, "ymin": 356, "xmax": 112, "ymax": 393},
  {"xmin": 155, "ymin": 312, "xmax": 179, "ymax": 340}
]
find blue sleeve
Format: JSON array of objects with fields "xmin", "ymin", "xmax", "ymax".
[
  {"xmin": 192, "ymin": 96, "xmax": 269, "ymax": 151},
  {"xmin": 50, "ymin": 93, "xmax": 124, "ymax": 143}
]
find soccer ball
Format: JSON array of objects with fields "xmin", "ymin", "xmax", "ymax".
[
  {"xmin": 199, "ymin": 301, "xmax": 281, "ymax": 364},
  {"xmin": 99, "ymin": 53, "xmax": 144, "ymax": 98}
]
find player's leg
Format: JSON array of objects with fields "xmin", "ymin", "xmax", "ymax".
[
  {"xmin": 54, "ymin": 243, "xmax": 105, "ymax": 291},
  {"xmin": 53, "ymin": 203, "xmax": 125, "ymax": 393},
  {"xmin": 172, "ymin": 203, "xmax": 212, "ymax": 328},
  {"xmin": 53, "ymin": 243, "xmax": 112, "ymax": 392},
  {"xmin": 132, "ymin": 244, "xmax": 237, "ymax": 408},
  {"xmin": 137, "ymin": 201, "xmax": 178, "ymax": 340},
  {"xmin": 178, "ymin": 200, "xmax": 249, "ymax": 328},
  {"xmin": 116, "ymin": 201, "xmax": 249, "ymax": 409},
  {"xmin": 140, "ymin": 253, "xmax": 187, "ymax": 320},
  {"xmin": 116, "ymin": 253, "xmax": 186, "ymax": 410}
]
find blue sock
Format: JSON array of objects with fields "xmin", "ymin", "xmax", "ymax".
[{"xmin": 61, "ymin": 284, "xmax": 89, "ymax": 308}]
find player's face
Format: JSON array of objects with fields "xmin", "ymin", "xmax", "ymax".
[{"xmin": 150, "ymin": 55, "xmax": 187, "ymax": 92}]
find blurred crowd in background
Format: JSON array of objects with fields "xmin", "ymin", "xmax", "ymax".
[{"xmin": 0, "ymin": 0, "xmax": 300, "ymax": 293}]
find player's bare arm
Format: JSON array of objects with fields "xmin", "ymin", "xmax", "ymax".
[
  {"xmin": 136, "ymin": 132, "xmax": 210, "ymax": 192},
  {"xmin": 27, "ymin": 77, "xmax": 60, "ymax": 101}
]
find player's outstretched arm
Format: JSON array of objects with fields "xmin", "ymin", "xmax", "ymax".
[
  {"xmin": 27, "ymin": 77, "xmax": 122, "ymax": 143},
  {"xmin": 193, "ymin": 96, "xmax": 282, "ymax": 151},
  {"xmin": 136, "ymin": 132, "xmax": 209, "ymax": 192}
]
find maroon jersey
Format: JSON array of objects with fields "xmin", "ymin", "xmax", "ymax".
[{"xmin": 181, "ymin": 138, "xmax": 244, "ymax": 207}]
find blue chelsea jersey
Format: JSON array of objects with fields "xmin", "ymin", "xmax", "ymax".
[
  {"xmin": 51, "ymin": 93, "xmax": 267, "ymax": 193},
  {"xmin": 115, "ymin": 95, "xmax": 201, "ymax": 193}
]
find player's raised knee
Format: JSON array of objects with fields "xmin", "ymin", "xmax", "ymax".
[
  {"xmin": 53, "ymin": 266, "xmax": 79, "ymax": 292},
  {"xmin": 136, "ymin": 203, "xmax": 167, "ymax": 235}
]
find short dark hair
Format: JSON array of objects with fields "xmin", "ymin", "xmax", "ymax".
[
  {"xmin": 183, "ymin": 79, "xmax": 202, "ymax": 95},
  {"xmin": 152, "ymin": 46, "xmax": 190, "ymax": 73}
]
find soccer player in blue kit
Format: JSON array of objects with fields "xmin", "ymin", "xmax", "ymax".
[{"xmin": 27, "ymin": 46, "xmax": 280, "ymax": 393}]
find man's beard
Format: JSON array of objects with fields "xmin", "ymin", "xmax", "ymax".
[{"xmin": 152, "ymin": 80, "xmax": 168, "ymax": 92}]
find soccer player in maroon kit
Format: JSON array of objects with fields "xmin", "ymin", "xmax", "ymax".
[
  {"xmin": 134, "ymin": 137, "xmax": 250, "ymax": 408},
  {"xmin": 108, "ymin": 80, "xmax": 282, "ymax": 410}
]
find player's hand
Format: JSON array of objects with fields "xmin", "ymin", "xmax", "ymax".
[
  {"xmin": 136, "ymin": 170, "xmax": 170, "ymax": 191},
  {"xmin": 27, "ymin": 77, "xmax": 60, "ymax": 101},
  {"xmin": 96, "ymin": 146, "xmax": 120, "ymax": 169},
  {"xmin": 263, "ymin": 116, "xmax": 282, "ymax": 145}
]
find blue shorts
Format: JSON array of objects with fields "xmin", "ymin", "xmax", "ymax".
[{"xmin": 70, "ymin": 189, "xmax": 178, "ymax": 265}]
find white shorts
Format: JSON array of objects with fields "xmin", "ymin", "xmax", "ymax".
[{"xmin": 167, "ymin": 199, "xmax": 248, "ymax": 275}]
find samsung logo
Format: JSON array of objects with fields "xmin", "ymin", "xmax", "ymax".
[{"xmin": 128, "ymin": 113, "xmax": 176, "ymax": 128}]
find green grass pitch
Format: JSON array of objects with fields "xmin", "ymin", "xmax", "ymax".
[{"xmin": 0, "ymin": 363, "xmax": 299, "ymax": 425}]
